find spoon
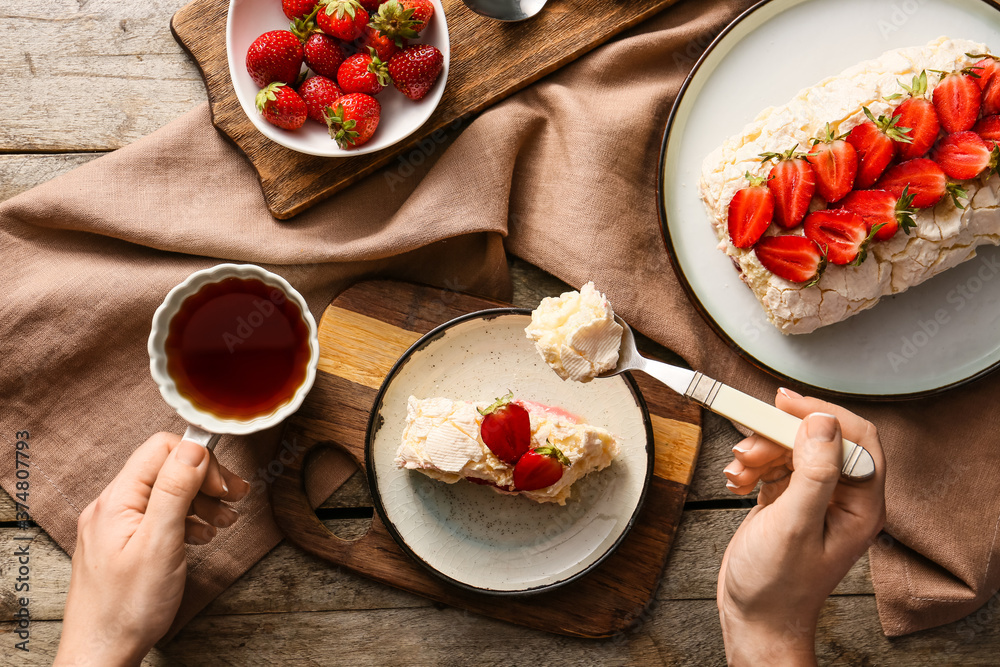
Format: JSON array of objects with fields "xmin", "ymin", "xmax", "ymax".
[
  {"xmin": 600, "ymin": 315, "xmax": 876, "ymax": 481},
  {"xmin": 460, "ymin": 0, "xmax": 548, "ymax": 21}
]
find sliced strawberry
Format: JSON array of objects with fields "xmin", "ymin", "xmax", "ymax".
[
  {"xmin": 984, "ymin": 77, "xmax": 1000, "ymax": 117},
  {"xmin": 759, "ymin": 146, "xmax": 816, "ymax": 228},
  {"xmin": 803, "ymin": 209, "xmax": 878, "ymax": 266},
  {"xmin": 807, "ymin": 124, "xmax": 858, "ymax": 203},
  {"xmin": 727, "ymin": 172, "xmax": 774, "ymax": 248},
  {"xmin": 932, "ymin": 131, "xmax": 998, "ymax": 181},
  {"xmin": 891, "ymin": 72, "xmax": 941, "ymax": 160},
  {"xmin": 846, "ymin": 108, "xmax": 911, "ymax": 188},
  {"xmin": 973, "ymin": 115, "xmax": 1000, "ymax": 149},
  {"xmin": 876, "ymin": 158, "xmax": 966, "ymax": 209},
  {"xmin": 969, "ymin": 54, "xmax": 1000, "ymax": 91},
  {"xmin": 932, "ymin": 68, "xmax": 982, "ymax": 133},
  {"xmin": 512, "ymin": 445, "xmax": 569, "ymax": 491},
  {"xmin": 753, "ymin": 235, "xmax": 826, "ymax": 284},
  {"xmin": 837, "ymin": 188, "xmax": 916, "ymax": 241},
  {"xmin": 478, "ymin": 393, "xmax": 531, "ymax": 465}
]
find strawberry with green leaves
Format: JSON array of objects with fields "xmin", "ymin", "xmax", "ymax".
[
  {"xmin": 283, "ymin": 0, "xmax": 318, "ymax": 20},
  {"xmin": 876, "ymin": 158, "xmax": 966, "ymax": 209},
  {"xmin": 513, "ymin": 444, "xmax": 569, "ymax": 491},
  {"xmin": 324, "ymin": 93, "xmax": 381, "ymax": 148},
  {"xmin": 803, "ymin": 209, "xmax": 881, "ymax": 266},
  {"xmin": 338, "ymin": 48, "xmax": 390, "ymax": 95},
  {"xmin": 387, "ymin": 44, "xmax": 443, "ymax": 100},
  {"xmin": 369, "ymin": 0, "xmax": 422, "ymax": 46},
  {"xmin": 246, "ymin": 30, "xmax": 304, "ymax": 88},
  {"xmin": 890, "ymin": 71, "xmax": 941, "ymax": 160},
  {"xmin": 969, "ymin": 53, "xmax": 1000, "ymax": 115},
  {"xmin": 255, "ymin": 82, "xmax": 307, "ymax": 130},
  {"xmin": 837, "ymin": 188, "xmax": 916, "ymax": 241},
  {"xmin": 932, "ymin": 67, "xmax": 983, "ymax": 133},
  {"xmin": 974, "ymin": 115, "xmax": 1000, "ymax": 149},
  {"xmin": 931, "ymin": 131, "xmax": 999, "ymax": 181},
  {"xmin": 845, "ymin": 107, "xmax": 912, "ymax": 188},
  {"xmin": 359, "ymin": 25, "xmax": 403, "ymax": 61},
  {"xmin": 753, "ymin": 235, "xmax": 826, "ymax": 285},
  {"xmin": 317, "ymin": 0, "xmax": 369, "ymax": 41},
  {"xmin": 302, "ymin": 32, "xmax": 348, "ymax": 79},
  {"xmin": 478, "ymin": 392, "xmax": 531, "ymax": 465},
  {"xmin": 400, "ymin": 0, "xmax": 434, "ymax": 32},
  {"xmin": 727, "ymin": 172, "xmax": 774, "ymax": 249},
  {"xmin": 807, "ymin": 124, "xmax": 858, "ymax": 203},
  {"xmin": 759, "ymin": 146, "xmax": 816, "ymax": 229}
]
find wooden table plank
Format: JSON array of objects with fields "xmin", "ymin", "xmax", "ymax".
[{"xmin": 0, "ymin": 0, "xmax": 204, "ymax": 152}]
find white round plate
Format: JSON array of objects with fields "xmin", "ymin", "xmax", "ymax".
[
  {"xmin": 659, "ymin": 0, "xmax": 1000, "ymax": 399},
  {"xmin": 365, "ymin": 310, "xmax": 654, "ymax": 594},
  {"xmin": 226, "ymin": 0, "xmax": 449, "ymax": 157}
]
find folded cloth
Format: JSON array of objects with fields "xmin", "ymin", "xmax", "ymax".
[{"xmin": 1, "ymin": 0, "xmax": 997, "ymax": 641}]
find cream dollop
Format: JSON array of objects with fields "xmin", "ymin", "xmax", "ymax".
[{"xmin": 525, "ymin": 282, "xmax": 624, "ymax": 382}]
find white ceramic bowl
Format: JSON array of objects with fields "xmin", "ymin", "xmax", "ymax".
[
  {"xmin": 148, "ymin": 264, "xmax": 319, "ymax": 436},
  {"xmin": 226, "ymin": 0, "xmax": 450, "ymax": 157},
  {"xmin": 366, "ymin": 310, "xmax": 655, "ymax": 594}
]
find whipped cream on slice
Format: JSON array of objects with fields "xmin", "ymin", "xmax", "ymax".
[
  {"xmin": 394, "ymin": 396, "xmax": 620, "ymax": 505},
  {"xmin": 525, "ymin": 282, "xmax": 624, "ymax": 382}
]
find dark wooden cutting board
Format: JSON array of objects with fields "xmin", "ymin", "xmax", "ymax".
[
  {"xmin": 269, "ymin": 280, "xmax": 702, "ymax": 638},
  {"xmin": 170, "ymin": 0, "xmax": 680, "ymax": 219}
]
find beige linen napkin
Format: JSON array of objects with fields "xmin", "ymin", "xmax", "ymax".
[{"xmin": 1, "ymin": 0, "xmax": 997, "ymax": 640}]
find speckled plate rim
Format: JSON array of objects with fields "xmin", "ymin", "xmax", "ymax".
[
  {"xmin": 656, "ymin": 0, "xmax": 1000, "ymax": 401},
  {"xmin": 364, "ymin": 308, "xmax": 656, "ymax": 596}
]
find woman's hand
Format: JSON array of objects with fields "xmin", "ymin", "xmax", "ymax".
[
  {"xmin": 54, "ymin": 433, "xmax": 250, "ymax": 666},
  {"xmin": 717, "ymin": 389, "xmax": 886, "ymax": 666}
]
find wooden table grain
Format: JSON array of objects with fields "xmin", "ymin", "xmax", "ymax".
[{"xmin": 1, "ymin": 1, "xmax": 996, "ymax": 664}]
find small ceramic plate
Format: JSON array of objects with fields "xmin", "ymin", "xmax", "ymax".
[
  {"xmin": 366, "ymin": 310, "xmax": 654, "ymax": 594},
  {"xmin": 226, "ymin": 0, "xmax": 449, "ymax": 157},
  {"xmin": 659, "ymin": 0, "xmax": 1000, "ymax": 399}
]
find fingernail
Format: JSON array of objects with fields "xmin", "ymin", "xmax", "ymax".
[
  {"xmin": 189, "ymin": 534, "xmax": 209, "ymax": 546},
  {"xmin": 806, "ymin": 412, "xmax": 838, "ymax": 442},
  {"xmin": 222, "ymin": 480, "xmax": 229, "ymax": 495},
  {"xmin": 212, "ymin": 509, "xmax": 238, "ymax": 528},
  {"xmin": 725, "ymin": 481, "xmax": 740, "ymax": 491},
  {"xmin": 723, "ymin": 463, "xmax": 740, "ymax": 478},
  {"xmin": 779, "ymin": 387, "xmax": 803, "ymax": 399},
  {"xmin": 177, "ymin": 441, "xmax": 207, "ymax": 467},
  {"xmin": 733, "ymin": 442, "xmax": 752, "ymax": 455}
]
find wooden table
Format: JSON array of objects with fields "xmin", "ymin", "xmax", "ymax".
[{"xmin": 1, "ymin": 1, "xmax": 996, "ymax": 663}]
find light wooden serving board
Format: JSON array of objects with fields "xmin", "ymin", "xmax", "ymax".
[
  {"xmin": 170, "ymin": 0, "xmax": 680, "ymax": 219},
  {"xmin": 269, "ymin": 280, "xmax": 702, "ymax": 638}
]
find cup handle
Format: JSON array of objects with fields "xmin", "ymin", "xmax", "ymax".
[{"xmin": 182, "ymin": 424, "xmax": 221, "ymax": 451}]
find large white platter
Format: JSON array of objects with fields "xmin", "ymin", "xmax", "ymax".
[{"xmin": 659, "ymin": 0, "xmax": 1000, "ymax": 398}]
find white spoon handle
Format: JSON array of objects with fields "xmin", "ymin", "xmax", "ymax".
[{"xmin": 685, "ymin": 373, "xmax": 875, "ymax": 481}]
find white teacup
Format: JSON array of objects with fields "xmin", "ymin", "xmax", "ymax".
[{"xmin": 148, "ymin": 263, "xmax": 319, "ymax": 450}]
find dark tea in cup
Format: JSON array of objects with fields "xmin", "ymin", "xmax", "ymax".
[{"xmin": 163, "ymin": 277, "xmax": 311, "ymax": 420}]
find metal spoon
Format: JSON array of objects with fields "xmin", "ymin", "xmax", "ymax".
[
  {"xmin": 600, "ymin": 315, "xmax": 876, "ymax": 481},
  {"xmin": 460, "ymin": 0, "xmax": 548, "ymax": 21}
]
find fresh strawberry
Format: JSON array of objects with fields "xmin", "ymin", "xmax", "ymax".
[
  {"xmin": 478, "ymin": 393, "xmax": 531, "ymax": 465},
  {"xmin": 337, "ymin": 48, "xmax": 389, "ymax": 95},
  {"xmin": 358, "ymin": 0, "xmax": 382, "ymax": 10},
  {"xmin": 759, "ymin": 146, "xmax": 816, "ymax": 229},
  {"xmin": 399, "ymin": 0, "xmax": 433, "ymax": 32},
  {"xmin": 325, "ymin": 93, "xmax": 381, "ymax": 148},
  {"xmin": 358, "ymin": 24, "xmax": 403, "ymax": 61},
  {"xmin": 846, "ymin": 108, "xmax": 911, "ymax": 188},
  {"xmin": 368, "ymin": 0, "xmax": 422, "ymax": 47},
  {"xmin": 246, "ymin": 30, "xmax": 304, "ymax": 88},
  {"xmin": 255, "ymin": 82, "xmax": 307, "ymax": 130},
  {"xmin": 803, "ymin": 209, "xmax": 878, "ymax": 266},
  {"xmin": 302, "ymin": 32, "xmax": 348, "ymax": 79},
  {"xmin": 753, "ymin": 235, "xmax": 826, "ymax": 285},
  {"xmin": 891, "ymin": 71, "xmax": 941, "ymax": 160},
  {"xmin": 969, "ymin": 54, "xmax": 1000, "ymax": 91},
  {"xmin": 283, "ymin": 0, "xmax": 317, "ymax": 20},
  {"xmin": 931, "ymin": 131, "xmax": 999, "ymax": 180},
  {"xmin": 932, "ymin": 68, "xmax": 982, "ymax": 133},
  {"xmin": 984, "ymin": 77, "xmax": 1000, "ymax": 117},
  {"xmin": 317, "ymin": 0, "xmax": 368, "ymax": 41},
  {"xmin": 837, "ymin": 188, "xmax": 915, "ymax": 241},
  {"xmin": 298, "ymin": 75, "xmax": 343, "ymax": 124},
  {"xmin": 727, "ymin": 172, "xmax": 774, "ymax": 249},
  {"xmin": 513, "ymin": 445, "xmax": 569, "ymax": 491},
  {"xmin": 387, "ymin": 44, "xmax": 444, "ymax": 101},
  {"xmin": 973, "ymin": 115, "xmax": 1000, "ymax": 149},
  {"xmin": 807, "ymin": 124, "xmax": 858, "ymax": 203},
  {"xmin": 876, "ymin": 158, "xmax": 966, "ymax": 209}
]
